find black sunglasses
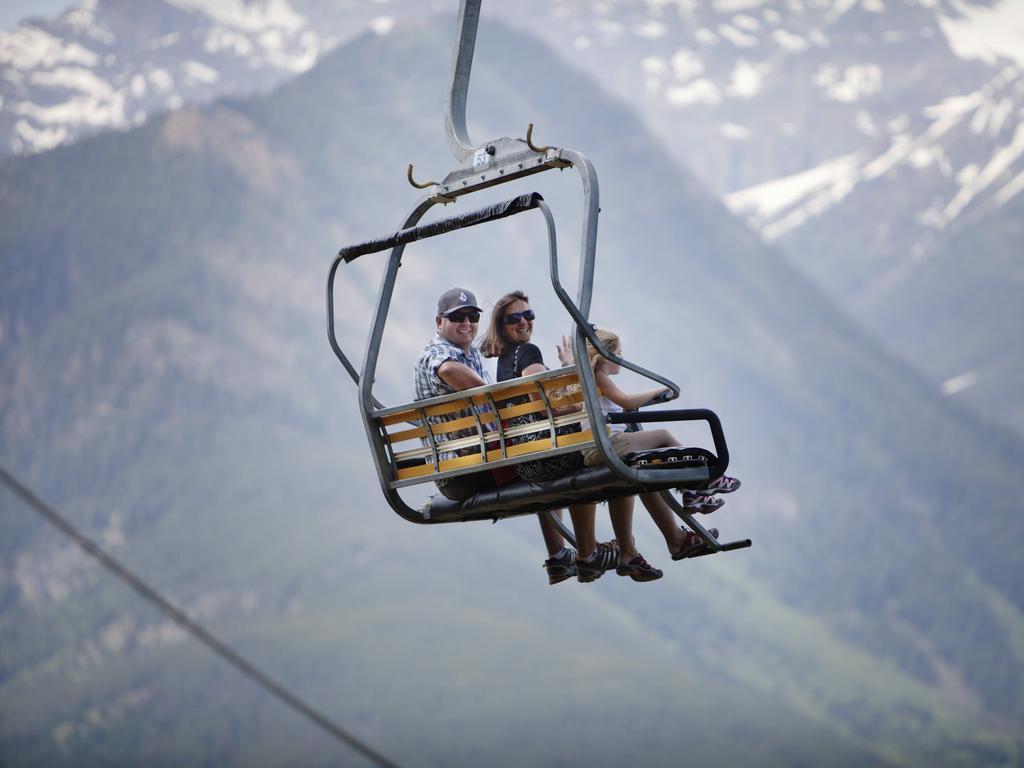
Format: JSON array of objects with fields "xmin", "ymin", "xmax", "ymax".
[
  {"xmin": 504, "ymin": 309, "xmax": 536, "ymax": 325},
  {"xmin": 444, "ymin": 310, "xmax": 480, "ymax": 323}
]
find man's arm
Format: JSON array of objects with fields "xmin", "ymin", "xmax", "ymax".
[{"xmin": 437, "ymin": 359, "xmax": 487, "ymax": 390}]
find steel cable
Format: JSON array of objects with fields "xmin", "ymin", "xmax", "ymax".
[{"xmin": 0, "ymin": 464, "xmax": 401, "ymax": 768}]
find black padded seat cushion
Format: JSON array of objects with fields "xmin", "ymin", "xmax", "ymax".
[{"xmin": 424, "ymin": 447, "xmax": 717, "ymax": 522}]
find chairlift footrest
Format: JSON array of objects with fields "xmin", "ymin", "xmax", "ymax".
[
  {"xmin": 423, "ymin": 446, "xmax": 719, "ymax": 521},
  {"xmin": 675, "ymin": 538, "xmax": 752, "ymax": 559},
  {"xmin": 623, "ymin": 447, "xmax": 715, "ymax": 469}
]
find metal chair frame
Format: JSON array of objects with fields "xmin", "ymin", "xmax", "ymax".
[{"xmin": 325, "ymin": 0, "xmax": 749, "ymax": 557}]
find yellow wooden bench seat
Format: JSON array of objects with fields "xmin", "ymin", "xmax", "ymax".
[{"xmin": 370, "ymin": 366, "xmax": 601, "ymax": 488}]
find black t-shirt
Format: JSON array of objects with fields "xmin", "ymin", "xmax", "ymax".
[
  {"xmin": 497, "ymin": 341, "xmax": 584, "ymax": 481},
  {"xmin": 496, "ymin": 342, "xmax": 545, "ymax": 382}
]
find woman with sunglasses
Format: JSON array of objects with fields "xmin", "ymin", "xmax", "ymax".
[{"xmin": 481, "ymin": 292, "xmax": 655, "ymax": 583}]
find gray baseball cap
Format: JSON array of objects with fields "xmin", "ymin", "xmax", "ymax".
[{"xmin": 437, "ymin": 287, "xmax": 481, "ymax": 315}]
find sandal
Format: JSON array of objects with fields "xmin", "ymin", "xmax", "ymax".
[
  {"xmin": 671, "ymin": 528, "xmax": 719, "ymax": 560},
  {"xmin": 616, "ymin": 553, "xmax": 663, "ymax": 582}
]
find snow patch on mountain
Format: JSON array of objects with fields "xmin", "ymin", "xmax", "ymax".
[
  {"xmin": 29, "ymin": 64, "xmax": 109, "ymax": 93},
  {"xmin": 369, "ymin": 17, "xmax": 395, "ymax": 35},
  {"xmin": 726, "ymin": 152, "xmax": 864, "ymax": 240},
  {"xmin": 718, "ymin": 22, "xmax": 758, "ymax": 47},
  {"xmin": 0, "ymin": 25, "xmax": 98, "ymax": 69},
  {"xmin": 711, "ymin": 0, "xmax": 766, "ymax": 13},
  {"xmin": 942, "ymin": 371, "xmax": 977, "ymax": 395},
  {"xmin": 773, "ymin": 29, "xmax": 810, "ymax": 51},
  {"xmin": 941, "ymin": 121, "xmax": 1024, "ymax": 221},
  {"xmin": 814, "ymin": 63, "xmax": 882, "ymax": 102},
  {"xmin": 13, "ymin": 118, "xmax": 68, "ymax": 151},
  {"xmin": 939, "ymin": 0, "xmax": 1024, "ymax": 67},
  {"xmin": 728, "ymin": 59, "xmax": 767, "ymax": 97},
  {"xmin": 672, "ymin": 48, "xmax": 704, "ymax": 79},
  {"xmin": 14, "ymin": 83, "xmax": 124, "ymax": 126},
  {"xmin": 721, "ymin": 122, "xmax": 750, "ymax": 139},
  {"xmin": 634, "ymin": 19, "xmax": 667, "ymax": 38},
  {"xmin": 994, "ymin": 167, "xmax": 1024, "ymax": 205},
  {"xmin": 64, "ymin": 0, "xmax": 115, "ymax": 45},
  {"xmin": 165, "ymin": 0, "xmax": 305, "ymax": 34},
  {"xmin": 3, "ymin": 0, "xmax": 1024, "ymax": 260},
  {"xmin": 181, "ymin": 60, "xmax": 219, "ymax": 84},
  {"xmin": 0, "ymin": 0, "xmax": 332, "ymax": 154},
  {"xmin": 667, "ymin": 78, "xmax": 721, "ymax": 105}
]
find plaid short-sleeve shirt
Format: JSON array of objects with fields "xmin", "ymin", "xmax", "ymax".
[{"xmin": 413, "ymin": 333, "xmax": 493, "ymax": 462}]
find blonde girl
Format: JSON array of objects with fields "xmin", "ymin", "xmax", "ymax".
[{"xmin": 560, "ymin": 328, "xmax": 740, "ymax": 563}]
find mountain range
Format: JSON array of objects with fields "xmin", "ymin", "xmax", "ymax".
[
  {"xmin": 2, "ymin": 9, "xmax": 1023, "ymax": 767},
  {"xmin": 3, "ymin": 0, "xmax": 1021, "ymax": 441}
]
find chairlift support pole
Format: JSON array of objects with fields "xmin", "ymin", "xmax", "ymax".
[{"xmin": 445, "ymin": 0, "xmax": 479, "ymax": 162}]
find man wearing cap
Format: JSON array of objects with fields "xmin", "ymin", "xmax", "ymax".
[{"xmin": 413, "ymin": 287, "xmax": 498, "ymax": 500}]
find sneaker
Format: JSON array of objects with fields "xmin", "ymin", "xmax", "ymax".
[
  {"xmin": 616, "ymin": 553, "xmax": 663, "ymax": 582},
  {"xmin": 682, "ymin": 492, "xmax": 725, "ymax": 514},
  {"xmin": 671, "ymin": 528, "xmax": 720, "ymax": 560},
  {"xmin": 704, "ymin": 475, "xmax": 741, "ymax": 494},
  {"xmin": 577, "ymin": 540, "xmax": 619, "ymax": 583},
  {"xmin": 543, "ymin": 549, "xmax": 577, "ymax": 586}
]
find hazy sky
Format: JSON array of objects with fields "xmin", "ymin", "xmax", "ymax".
[{"xmin": 0, "ymin": 0, "xmax": 73, "ymax": 30}]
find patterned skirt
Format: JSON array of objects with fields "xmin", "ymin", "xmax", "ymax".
[{"xmin": 506, "ymin": 414, "xmax": 585, "ymax": 482}]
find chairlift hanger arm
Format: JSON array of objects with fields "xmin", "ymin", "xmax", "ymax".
[
  {"xmin": 421, "ymin": 0, "xmax": 568, "ymax": 201},
  {"xmin": 445, "ymin": 0, "xmax": 481, "ymax": 162}
]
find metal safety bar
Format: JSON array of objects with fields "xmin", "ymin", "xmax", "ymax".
[{"xmin": 607, "ymin": 408, "xmax": 730, "ymax": 474}]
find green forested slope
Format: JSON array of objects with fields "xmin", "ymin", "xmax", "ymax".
[{"xmin": 860, "ymin": 193, "xmax": 1024, "ymax": 436}]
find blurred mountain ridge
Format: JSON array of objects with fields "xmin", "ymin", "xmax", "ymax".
[{"xmin": 3, "ymin": 0, "xmax": 1022, "ymax": 434}]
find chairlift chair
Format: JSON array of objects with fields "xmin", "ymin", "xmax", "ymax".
[{"xmin": 326, "ymin": 0, "xmax": 750, "ymax": 559}]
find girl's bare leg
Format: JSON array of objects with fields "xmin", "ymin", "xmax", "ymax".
[
  {"xmin": 568, "ymin": 503, "xmax": 597, "ymax": 558},
  {"xmin": 638, "ymin": 492, "xmax": 687, "ymax": 555},
  {"xmin": 607, "ymin": 497, "xmax": 638, "ymax": 564},
  {"xmin": 616, "ymin": 430, "xmax": 686, "ymax": 553},
  {"xmin": 622, "ymin": 429, "xmax": 678, "ymax": 451},
  {"xmin": 537, "ymin": 510, "xmax": 566, "ymax": 557}
]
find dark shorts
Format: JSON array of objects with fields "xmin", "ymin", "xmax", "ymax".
[
  {"xmin": 507, "ymin": 415, "xmax": 585, "ymax": 482},
  {"xmin": 436, "ymin": 470, "xmax": 498, "ymax": 501},
  {"xmin": 515, "ymin": 449, "xmax": 584, "ymax": 482}
]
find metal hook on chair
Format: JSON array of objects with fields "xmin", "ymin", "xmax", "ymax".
[
  {"xmin": 525, "ymin": 123, "xmax": 551, "ymax": 153},
  {"xmin": 407, "ymin": 164, "xmax": 439, "ymax": 189}
]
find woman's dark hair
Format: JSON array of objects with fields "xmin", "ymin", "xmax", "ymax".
[{"xmin": 480, "ymin": 290, "xmax": 529, "ymax": 358}]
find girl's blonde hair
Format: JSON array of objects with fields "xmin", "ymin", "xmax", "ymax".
[
  {"xmin": 584, "ymin": 328, "xmax": 621, "ymax": 372},
  {"xmin": 557, "ymin": 328, "xmax": 620, "ymax": 404},
  {"xmin": 480, "ymin": 290, "xmax": 529, "ymax": 358}
]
